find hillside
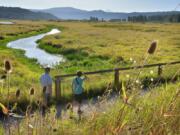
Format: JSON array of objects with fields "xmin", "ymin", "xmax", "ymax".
[
  {"xmin": 0, "ymin": 6, "xmax": 57, "ymax": 20},
  {"xmin": 36, "ymin": 7, "xmax": 180, "ymax": 20}
]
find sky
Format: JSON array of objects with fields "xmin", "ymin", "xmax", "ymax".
[{"xmin": 0, "ymin": 0, "xmax": 179, "ymax": 12}]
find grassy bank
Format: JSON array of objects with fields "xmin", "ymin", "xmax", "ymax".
[{"xmin": 0, "ymin": 20, "xmax": 58, "ymax": 106}]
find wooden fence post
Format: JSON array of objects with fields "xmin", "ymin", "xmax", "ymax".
[
  {"xmin": 158, "ymin": 65, "xmax": 163, "ymax": 77},
  {"xmin": 55, "ymin": 77, "xmax": 61, "ymax": 99},
  {"xmin": 114, "ymin": 69, "xmax": 120, "ymax": 91}
]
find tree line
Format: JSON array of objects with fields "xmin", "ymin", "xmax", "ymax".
[{"xmin": 128, "ymin": 13, "xmax": 180, "ymax": 23}]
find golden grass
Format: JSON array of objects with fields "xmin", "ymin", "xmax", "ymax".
[
  {"xmin": 0, "ymin": 20, "xmax": 180, "ymax": 105},
  {"xmin": 41, "ymin": 22, "xmax": 180, "ymax": 64}
]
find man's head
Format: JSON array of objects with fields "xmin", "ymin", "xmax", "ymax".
[
  {"xmin": 77, "ymin": 71, "xmax": 83, "ymax": 77},
  {"xmin": 45, "ymin": 67, "xmax": 51, "ymax": 74}
]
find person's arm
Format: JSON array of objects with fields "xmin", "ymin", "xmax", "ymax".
[
  {"xmin": 40, "ymin": 75, "xmax": 43, "ymax": 86},
  {"xmin": 72, "ymin": 79, "xmax": 75, "ymax": 94},
  {"xmin": 83, "ymin": 74, "xmax": 88, "ymax": 81}
]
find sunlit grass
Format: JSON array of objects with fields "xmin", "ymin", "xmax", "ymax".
[
  {"xmin": 3, "ymin": 82, "xmax": 179, "ymax": 135},
  {"xmin": 0, "ymin": 20, "xmax": 179, "ymax": 134},
  {"xmin": 0, "ymin": 20, "xmax": 180, "ymax": 105}
]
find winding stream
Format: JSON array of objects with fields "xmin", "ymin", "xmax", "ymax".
[
  {"xmin": 0, "ymin": 21, "xmax": 14, "ymax": 25},
  {"xmin": 7, "ymin": 29, "xmax": 64, "ymax": 67}
]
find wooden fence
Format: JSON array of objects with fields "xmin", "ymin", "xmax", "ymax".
[{"xmin": 54, "ymin": 61, "xmax": 180, "ymax": 99}]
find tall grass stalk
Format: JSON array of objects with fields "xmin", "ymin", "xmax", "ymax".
[{"xmin": 4, "ymin": 60, "xmax": 12, "ymax": 108}]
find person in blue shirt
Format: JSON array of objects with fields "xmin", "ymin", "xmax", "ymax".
[{"xmin": 72, "ymin": 71, "xmax": 86, "ymax": 114}]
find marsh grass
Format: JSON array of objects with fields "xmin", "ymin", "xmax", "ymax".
[
  {"xmin": 1, "ymin": 54, "xmax": 179, "ymax": 135},
  {"xmin": 0, "ymin": 21, "xmax": 179, "ymax": 134}
]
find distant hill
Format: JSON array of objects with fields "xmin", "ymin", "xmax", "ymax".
[
  {"xmin": 36, "ymin": 7, "xmax": 180, "ymax": 20},
  {"xmin": 34, "ymin": 7, "xmax": 127, "ymax": 20},
  {"xmin": 0, "ymin": 6, "xmax": 58, "ymax": 20}
]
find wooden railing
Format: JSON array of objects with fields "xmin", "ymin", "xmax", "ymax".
[{"xmin": 54, "ymin": 61, "xmax": 180, "ymax": 99}]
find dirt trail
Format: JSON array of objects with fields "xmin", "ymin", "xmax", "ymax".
[{"xmin": 56, "ymin": 92, "xmax": 119, "ymax": 119}]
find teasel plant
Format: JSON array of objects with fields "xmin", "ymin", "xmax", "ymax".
[
  {"xmin": 16, "ymin": 89, "xmax": 21, "ymax": 100},
  {"xmin": 4, "ymin": 60, "xmax": 12, "ymax": 108},
  {"xmin": 29, "ymin": 87, "xmax": 35, "ymax": 105},
  {"xmin": 143, "ymin": 40, "xmax": 157, "ymax": 67},
  {"xmin": 0, "ymin": 74, "xmax": 6, "ymax": 95},
  {"xmin": 23, "ymin": 87, "xmax": 35, "ymax": 135},
  {"xmin": 132, "ymin": 41, "xmax": 158, "ymax": 85}
]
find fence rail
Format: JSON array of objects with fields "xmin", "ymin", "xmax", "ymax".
[{"xmin": 54, "ymin": 61, "xmax": 180, "ymax": 99}]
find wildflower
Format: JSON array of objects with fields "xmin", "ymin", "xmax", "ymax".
[
  {"xmin": 133, "ymin": 60, "xmax": 136, "ymax": 64},
  {"xmin": 126, "ymin": 74, "xmax": 130, "ymax": 78},
  {"xmin": 136, "ymin": 80, "xmax": 139, "ymax": 84},
  {"xmin": 130, "ymin": 58, "xmax": 133, "ymax": 61},
  {"xmin": 4, "ymin": 60, "xmax": 12, "ymax": 73},
  {"xmin": 150, "ymin": 70, "xmax": 154, "ymax": 74},
  {"xmin": 151, "ymin": 78, "xmax": 154, "ymax": 82},
  {"xmin": 148, "ymin": 41, "xmax": 157, "ymax": 54}
]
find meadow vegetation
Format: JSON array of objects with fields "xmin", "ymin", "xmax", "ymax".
[
  {"xmin": 0, "ymin": 21, "xmax": 180, "ymax": 100},
  {"xmin": 0, "ymin": 20, "xmax": 179, "ymax": 134},
  {"xmin": 1, "ymin": 82, "xmax": 179, "ymax": 135},
  {"xmin": 0, "ymin": 20, "xmax": 179, "ymax": 104},
  {"xmin": 39, "ymin": 21, "xmax": 180, "ymax": 100},
  {"xmin": 39, "ymin": 22, "xmax": 180, "ymax": 73}
]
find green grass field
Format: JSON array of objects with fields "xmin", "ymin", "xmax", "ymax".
[
  {"xmin": 0, "ymin": 20, "xmax": 180, "ymax": 104},
  {"xmin": 39, "ymin": 22, "xmax": 180, "ymax": 72},
  {"xmin": 0, "ymin": 20, "xmax": 180, "ymax": 135}
]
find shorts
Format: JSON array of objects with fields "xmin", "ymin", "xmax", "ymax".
[
  {"xmin": 43, "ymin": 93, "xmax": 51, "ymax": 106},
  {"xmin": 74, "ymin": 94, "xmax": 83, "ymax": 104}
]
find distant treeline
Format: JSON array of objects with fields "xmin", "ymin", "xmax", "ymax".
[
  {"xmin": 90, "ymin": 13, "xmax": 180, "ymax": 23},
  {"xmin": 128, "ymin": 13, "xmax": 180, "ymax": 23}
]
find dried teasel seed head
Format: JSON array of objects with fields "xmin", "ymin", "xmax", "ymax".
[
  {"xmin": 1, "ymin": 75, "xmax": 6, "ymax": 80},
  {"xmin": 66, "ymin": 103, "xmax": 72, "ymax": 110},
  {"xmin": 4, "ymin": 60, "xmax": 12, "ymax": 72},
  {"xmin": 43, "ymin": 86, "xmax": 46, "ymax": 94},
  {"xmin": 36, "ymin": 100, "xmax": 40, "ymax": 105},
  {"xmin": 16, "ymin": 89, "xmax": 21, "ymax": 98},
  {"xmin": 53, "ymin": 128, "xmax": 57, "ymax": 132},
  {"xmin": 148, "ymin": 41, "xmax": 157, "ymax": 54},
  {"xmin": 30, "ymin": 88, "xmax": 35, "ymax": 95}
]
